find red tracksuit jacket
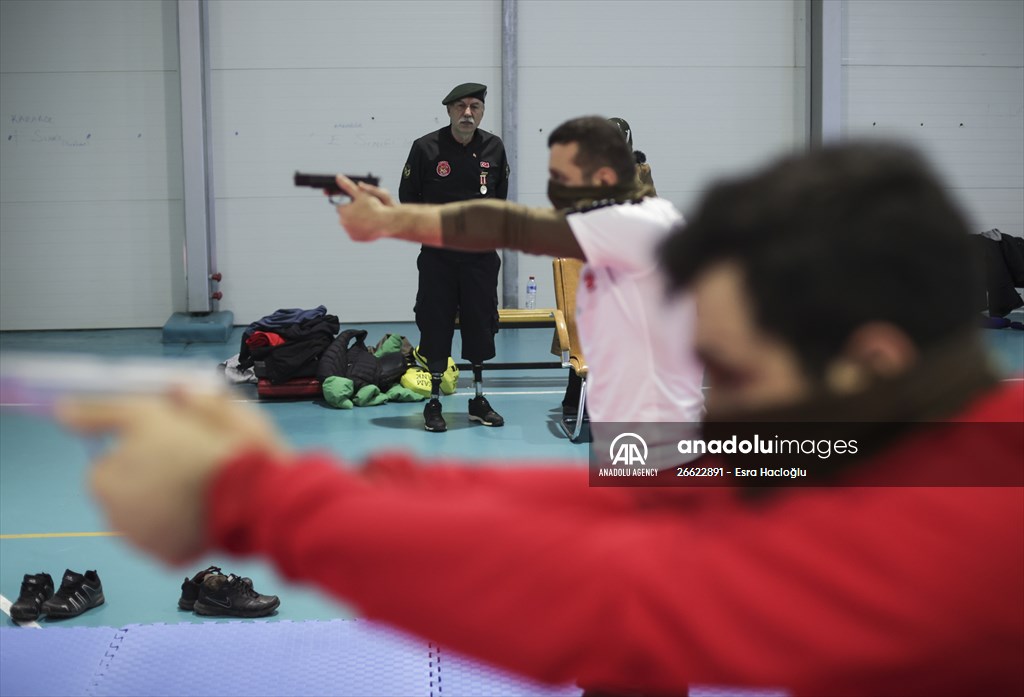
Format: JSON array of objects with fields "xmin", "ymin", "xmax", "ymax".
[{"xmin": 208, "ymin": 382, "xmax": 1024, "ymax": 696}]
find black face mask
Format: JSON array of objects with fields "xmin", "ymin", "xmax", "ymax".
[{"xmin": 546, "ymin": 178, "xmax": 645, "ymax": 210}]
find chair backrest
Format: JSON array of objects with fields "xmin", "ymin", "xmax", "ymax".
[{"xmin": 552, "ymin": 258, "xmax": 587, "ymax": 377}]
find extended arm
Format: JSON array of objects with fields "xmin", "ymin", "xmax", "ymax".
[
  {"xmin": 59, "ymin": 388, "xmax": 1024, "ymax": 697},
  {"xmin": 440, "ymin": 200, "xmax": 583, "ymax": 259},
  {"xmin": 208, "ymin": 449, "xmax": 1024, "ymax": 696},
  {"xmin": 336, "ymin": 175, "xmax": 584, "ymax": 260}
]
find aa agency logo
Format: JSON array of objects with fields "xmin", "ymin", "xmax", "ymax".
[{"xmin": 609, "ymin": 432, "xmax": 648, "ymax": 466}]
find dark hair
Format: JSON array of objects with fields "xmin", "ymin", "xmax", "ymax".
[
  {"xmin": 659, "ymin": 142, "xmax": 984, "ymax": 378},
  {"xmin": 548, "ymin": 116, "xmax": 636, "ymax": 185}
]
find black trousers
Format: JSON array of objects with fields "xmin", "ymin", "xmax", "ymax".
[{"xmin": 414, "ymin": 247, "xmax": 500, "ymax": 374}]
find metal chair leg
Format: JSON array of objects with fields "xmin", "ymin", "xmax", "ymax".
[
  {"xmin": 571, "ymin": 378, "xmax": 588, "ymax": 442},
  {"xmin": 558, "ymin": 375, "xmax": 589, "ymax": 443}
]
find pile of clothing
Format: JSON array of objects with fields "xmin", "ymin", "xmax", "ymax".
[
  {"xmin": 238, "ymin": 305, "xmax": 340, "ymax": 384},
  {"xmin": 317, "ymin": 330, "xmax": 424, "ymax": 408},
  {"xmin": 221, "ymin": 305, "xmax": 461, "ymax": 406}
]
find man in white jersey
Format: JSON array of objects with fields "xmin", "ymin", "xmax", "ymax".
[{"xmin": 332, "ymin": 116, "xmax": 704, "ymax": 435}]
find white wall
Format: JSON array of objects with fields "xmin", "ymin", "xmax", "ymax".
[
  {"xmin": 0, "ymin": 0, "xmax": 184, "ymax": 330},
  {"xmin": 207, "ymin": 0, "xmax": 502, "ymax": 324},
  {"xmin": 5, "ymin": 1, "xmax": 1019, "ymax": 330},
  {"xmin": 0, "ymin": 0, "xmax": 806, "ymax": 329},
  {"xmin": 514, "ymin": 0, "xmax": 808, "ymax": 308},
  {"xmin": 842, "ymin": 0, "xmax": 1024, "ymax": 238}
]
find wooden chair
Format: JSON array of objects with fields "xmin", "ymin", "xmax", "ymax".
[{"xmin": 551, "ymin": 258, "xmax": 589, "ymax": 442}]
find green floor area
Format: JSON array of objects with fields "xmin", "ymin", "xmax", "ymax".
[
  {"xmin": 1, "ymin": 318, "xmax": 1021, "ymax": 628},
  {"xmin": 0, "ymin": 322, "xmax": 590, "ymax": 627}
]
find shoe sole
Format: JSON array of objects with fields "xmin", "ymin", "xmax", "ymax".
[
  {"xmin": 178, "ymin": 599, "xmax": 196, "ymax": 611},
  {"xmin": 468, "ymin": 415, "xmax": 504, "ymax": 427},
  {"xmin": 193, "ymin": 598, "xmax": 280, "ymax": 618},
  {"xmin": 10, "ymin": 609, "xmax": 42, "ymax": 622},
  {"xmin": 424, "ymin": 415, "xmax": 447, "ymax": 432},
  {"xmin": 42, "ymin": 595, "xmax": 105, "ymax": 619}
]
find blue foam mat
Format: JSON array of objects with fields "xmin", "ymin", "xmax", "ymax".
[
  {"xmin": 93, "ymin": 620, "xmax": 431, "ymax": 697},
  {"xmin": 436, "ymin": 645, "xmax": 578, "ymax": 696},
  {"xmin": 0, "ymin": 626, "xmax": 122, "ymax": 697},
  {"xmin": 0, "ymin": 620, "xmax": 581, "ymax": 697},
  {"xmin": 0, "ymin": 621, "xmax": 787, "ymax": 696}
]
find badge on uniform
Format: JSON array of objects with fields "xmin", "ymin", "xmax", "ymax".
[
  {"xmin": 479, "ymin": 173, "xmax": 488, "ymax": 195},
  {"xmin": 436, "ymin": 161, "xmax": 451, "ymax": 177}
]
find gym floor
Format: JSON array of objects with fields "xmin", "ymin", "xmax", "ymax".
[
  {"xmin": 0, "ymin": 317, "xmax": 1021, "ymax": 695},
  {"xmin": 1, "ymin": 322, "xmax": 592, "ymax": 629}
]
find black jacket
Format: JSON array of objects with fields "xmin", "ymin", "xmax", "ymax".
[
  {"xmin": 399, "ymin": 126, "xmax": 509, "ymax": 205},
  {"xmin": 317, "ymin": 329, "xmax": 407, "ymax": 392}
]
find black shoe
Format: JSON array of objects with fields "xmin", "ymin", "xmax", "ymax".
[
  {"xmin": 41, "ymin": 570, "xmax": 104, "ymax": 619},
  {"xmin": 10, "ymin": 573, "xmax": 54, "ymax": 622},
  {"xmin": 180, "ymin": 567, "xmax": 263, "ymax": 612},
  {"xmin": 193, "ymin": 573, "xmax": 280, "ymax": 618},
  {"xmin": 468, "ymin": 396, "xmax": 504, "ymax": 427},
  {"xmin": 424, "ymin": 398, "xmax": 446, "ymax": 432},
  {"xmin": 178, "ymin": 565, "xmax": 223, "ymax": 611}
]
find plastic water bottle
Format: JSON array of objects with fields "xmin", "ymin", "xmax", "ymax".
[{"xmin": 525, "ymin": 276, "xmax": 537, "ymax": 310}]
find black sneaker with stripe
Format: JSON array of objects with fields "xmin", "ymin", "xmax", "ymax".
[
  {"xmin": 41, "ymin": 569, "xmax": 104, "ymax": 619},
  {"xmin": 10, "ymin": 572, "xmax": 54, "ymax": 622}
]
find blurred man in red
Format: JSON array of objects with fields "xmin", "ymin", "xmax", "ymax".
[{"xmin": 63, "ymin": 143, "xmax": 1023, "ymax": 697}]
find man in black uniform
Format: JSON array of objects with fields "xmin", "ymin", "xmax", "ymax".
[{"xmin": 399, "ymin": 82, "xmax": 510, "ymax": 433}]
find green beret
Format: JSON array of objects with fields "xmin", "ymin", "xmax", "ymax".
[{"xmin": 442, "ymin": 83, "xmax": 487, "ymax": 105}]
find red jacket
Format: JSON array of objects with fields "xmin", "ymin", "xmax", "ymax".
[{"xmin": 208, "ymin": 383, "xmax": 1024, "ymax": 697}]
